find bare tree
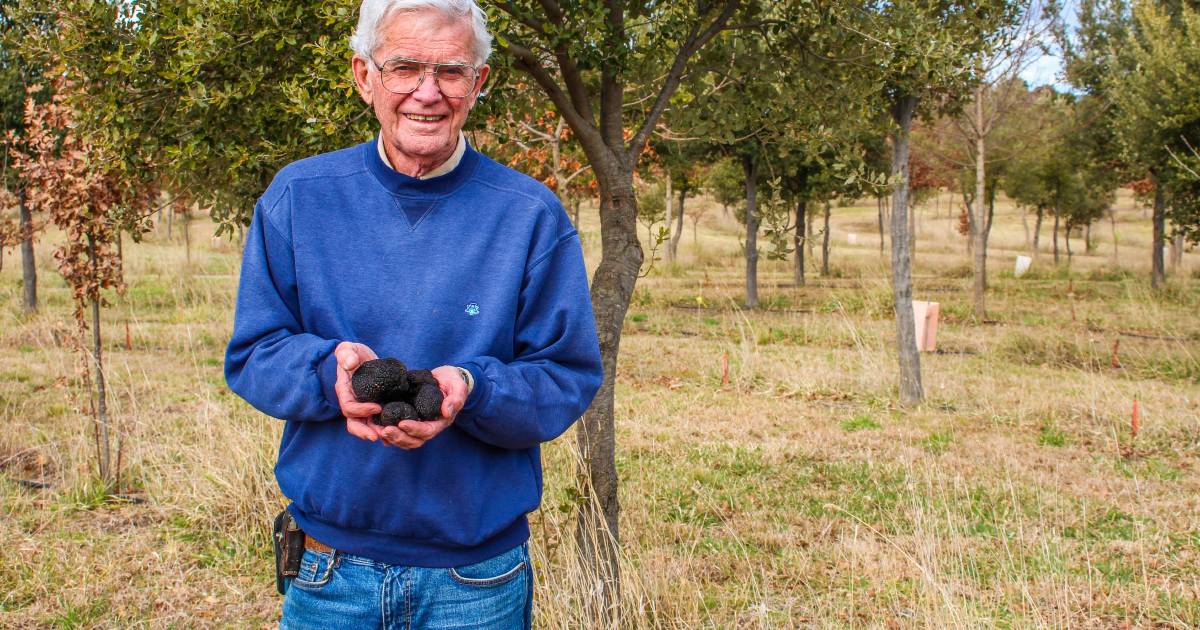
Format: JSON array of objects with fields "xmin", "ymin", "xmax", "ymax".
[
  {"xmin": 491, "ymin": 2, "xmax": 743, "ymax": 620},
  {"xmin": 953, "ymin": 2, "xmax": 1052, "ymax": 319}
]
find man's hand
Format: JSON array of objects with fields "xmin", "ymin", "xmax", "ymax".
[
  {"xmin": 378, "ymin": 365, "xmax": 468, "ymax": 449},
  {"xmin": 333, "ymin": 341, "xmax": 385, "ymax": 442}
]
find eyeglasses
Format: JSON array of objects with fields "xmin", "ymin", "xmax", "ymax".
[{"xmin": 370, "ymin": 56, "xmax": 480, "ymax": 98}]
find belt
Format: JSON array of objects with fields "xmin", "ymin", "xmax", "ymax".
[{"xmin": 304, "ymin": 536, "xmax": 334, "ymax": 554}]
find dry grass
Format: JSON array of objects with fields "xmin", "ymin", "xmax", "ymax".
[{"xmin": 0, "ymin": 191, "xmax": 1198, "ymax": 628}]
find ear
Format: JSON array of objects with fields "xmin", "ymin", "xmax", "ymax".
[
  {"xmin": 352, "ymin": 55, "xmax": 374, "ymax": 106},
  {"xmin": 469, "ymin": 64, "xmax": 491, "ymax": 107}
]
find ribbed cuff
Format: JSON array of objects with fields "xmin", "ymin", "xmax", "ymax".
[
  {"xmin": 459, "ymin": 361, "xmax": 490, "ymax": 415},
  {"xmin": 318, "ymin": 350, "xmax": 341, "ymax": 413}
]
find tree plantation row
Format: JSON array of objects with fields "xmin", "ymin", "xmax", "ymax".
[{"xmin": 2, "ymin": 0, "xmax": 1198, "ymax": 620}]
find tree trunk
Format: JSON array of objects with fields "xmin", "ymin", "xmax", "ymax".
[
  {"xmin": 1033, "ymin": 206, "xmax": 1044, "ymax": 258},
  {"xmin": 87, "ymin": 232, "xmax": 112, "ymax": 484},
  {"xmin": 964, "ymin": 187, "xmax": 975, "ymax": 257},
  {"xmin": 557, "ymin": 192, "xmax": 572, "ymax": 224},
  {"xmin": 1110, "ymin": 208, "xmax": 1118, "ymax": 264},
  {"xmin": 743, "ymin": 155, "xmax": 759, "ymax": 308},
  {"xmin": 1152, "ymin": 183, "xmax": 1165, "ymax": 288},
  {"xmin": 795, "ymin": 198, "xmax": 806, "ymax": 286},
  {"xmin": 806, "ymin": 205, "xmax": 815, "ymax": 267},
  {"xmin": 1168, "ymin": 232, "xmax": 1177, "ymax": 270},
  {"xmin": 1021, "ymin": 209, "xmax": 1030, "ymax": 250},
  {"xmin": 20, "ymin": 189, "xmax": 37, "ymax": 313},
  {"xmin": 183, "ymin": 208, "xmax": 192, "ymax": 265},
  {"xmin": 1052, "ymin": 204, "xmax": 1060, "ymax": 264},
  {"xmin": 889, "ymin": 95, "xmax": 924, "ymax": 404},
  {"xmin": 821, "ymin": 199, "xmax": 831, "ymax": 277},
  {"xmin": 877, "ymin": 196, "xmax": 885, "ymax": 255},
  {"xmin": 664, "ymin": 175, "xmax": 674, "ymax": 264},
  {"xmin": 1169, "ymin": 232, "xmax": 1183, "ymax": 270},
  {"xmin": 574, "ymin": 162, "xmax": 641, "ymax": 627},
  {"xmin": 908, "ymin": 193, "xmax": 917, "ymax": 257},
  {"xmin": 670, "ymin": 186, "xmax": 685, "ymax": 263},
  {"xmin": 1065, "ymin": 223, "xmax": 1073, "ymax": 265},
  {"xmin": 947, "ymin": 189, "xmax": 956, "ymax": 231},
  {"xmin": 986, "ymin": 189, "xmax": 996, "ymax": 238},
  {"xmin": 971, "ymin": 122, "xmax": 988, "ymax": 320},
  {"xmin": 116, "ymin": 230, "xmax": 124, "ymax": 283}
]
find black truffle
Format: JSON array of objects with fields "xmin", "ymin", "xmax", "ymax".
[
  {"xmin": 375, "ymin": 401, "xmax": 419, "ymax": 426},
  {"xmin": 351, "ymin": 359, "xmax": 442, "ymax": 424},
  {"xmin": 406, "ymin": 369, "xmax": 438, "ymax": 389},
  {"xmin": 352, "ymin": 358, "xmax": 407, "ymax": 403},
  {"xmin": 412, "ymin": 383, "xmax": 445, "ymax": 420}
]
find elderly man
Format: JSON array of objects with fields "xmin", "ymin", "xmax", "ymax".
[{"xmin": 223, "ymin": 0, "xmax": 603, "ymax": 627}]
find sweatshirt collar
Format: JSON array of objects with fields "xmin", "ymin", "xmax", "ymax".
[
  {"xmin": 377, "ymin": 132, "xmax": 467, "ymax": 179},
  {"xmin": 363, "ymin": 134, "xmax": 480, "ymax": 198}
]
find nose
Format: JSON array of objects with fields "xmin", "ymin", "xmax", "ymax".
[{"xmin": 410, "ymin": 71, "xmax": 443, "ymax": 104}]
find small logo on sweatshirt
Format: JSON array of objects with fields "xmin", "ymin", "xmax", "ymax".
[{"xmin": 464, "ymin": 302, "xmax": 480, "ymax": 316}]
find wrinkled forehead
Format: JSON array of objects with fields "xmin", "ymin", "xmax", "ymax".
[{"xmin": 375, "ymin": 7, "xmax": 476, "ymax": 62}]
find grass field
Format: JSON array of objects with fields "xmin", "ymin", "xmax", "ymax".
[{"xmin": 1, "ymin": 189, "xmax": 1198, "ymax": 629}]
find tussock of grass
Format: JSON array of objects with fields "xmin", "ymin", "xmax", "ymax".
[{"xmin": 1, "ymin": 194, "xmax": 1198, "ymax": 627}]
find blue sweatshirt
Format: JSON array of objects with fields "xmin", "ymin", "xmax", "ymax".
[{"xmin": 224, "ymin": 139, "xmax": 603, "ymax": 567}]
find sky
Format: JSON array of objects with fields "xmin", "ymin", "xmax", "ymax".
[
  {"xmin": 1017, "ymin": 0, "xmax": 1081, "ymax": 91},
  {"xmin": 1020, "ymin": 50, "xmax": 1066, "ymax": 88}
]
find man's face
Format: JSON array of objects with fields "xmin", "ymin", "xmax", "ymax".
[{"xmin": 352, "ymin": 9, "xmax": 489, "ymax": 174}]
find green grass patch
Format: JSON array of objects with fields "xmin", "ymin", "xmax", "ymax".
[
  {"xmin": 1114, "ymin": 457, "xmax": 1184, "ymax": 482},
  {"xmin": 1037, "ymin": 424, "xmax": 1068, "ymax": 447},
  {"xmin": 49, "ymin": 596, "xmax": 109, "ymax": 629},
  {"xmin": 840, "ymin": 413, "xmax": 881, "ymax": 432},
  {"xmin": 1063, "ymin": 507, "xmax": 1145, "ymax": 541},
  {"xmin": 997, "ymin": 331, "xmax": 1105, "ymax": 371},
  {"xmin": 923, "ymin": 431, "xmax": 953, "ymax": 454}
]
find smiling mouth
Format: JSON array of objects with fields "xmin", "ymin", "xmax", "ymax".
[{"xmin": 404, "ymin": 113, "xmax": 446, "ymax": 122}]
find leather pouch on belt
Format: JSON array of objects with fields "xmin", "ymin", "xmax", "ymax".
[{"xmin": 272, "ymin": 509, "xmax": 305, "ymax": 595}]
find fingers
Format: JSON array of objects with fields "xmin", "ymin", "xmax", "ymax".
[
  {"xmin": 401, "ymin": 417, "xmax": 452, "ymax": 440},
  {"xmin": 353, "ymin": 420, "xmax": 450, "ymax": 449},
  {"xmin": 345, "ymin": 417, "xmax": 383, "ymax": 442},
  {"xmin": 336, "ymin": 349, "xmax": 379, "ymax": 443},
  {"xmin": 335, "ymin": 344, "xmax": 361, "ymax": 372},
  {"xmin": 380, "ymin": 425, "xmax": 425, "ymax": 449},
  {"xmin": 440, "ymin": 397, "xmax": 463, "ymax": 420},
  {"xmin": 376, "ymin": 417, "xmax": 453, "ymax": 449},
  {"xmin": 352, "ymin": 343, "xmax": 379, "ymax": 364},
  {"xmin": 335, "ymin": 341, "xmax": 379, "ymax": 372},
  {"xmin": 430, "ymin": 365, "xmax": 468, "ymax": 421},
  {"xmin": 334, "ymin": 378, "xmax": 382, "ymax": 417}
]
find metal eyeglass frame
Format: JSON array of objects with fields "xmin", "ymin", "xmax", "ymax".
[{"xmin": 369, "ymin": 56, "xmax": 480, "ymax": 98}]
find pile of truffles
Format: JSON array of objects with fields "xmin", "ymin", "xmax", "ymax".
[{"xmin": 351, "ymin": 358, "xmax": 445, "ymax": 426}]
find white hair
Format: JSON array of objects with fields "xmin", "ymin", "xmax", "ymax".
[{"xmin": 350, "ymin": 0, "xmax": 493, "ymax": 66}]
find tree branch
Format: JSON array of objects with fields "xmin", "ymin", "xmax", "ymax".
[
  {"xmin": 626, "ymin": 0, "xmax": 742, "ymax": 160},
  {"xmin": 600, "ymin": 0, "xmax": 628, "ymax": 151},
  {"xmin": 493, "ymin": 2, "xmax": 596, "ymax": 126},
  {"xmin": 496, "ymin": 1, "xmax": 550, "ymax": 35},
  {"xmin": 500, "ymin": 39, "xmax": 608, "ymax": 160},
  {"xmin": 561, "ymin": 163, "xmax": 592, "ymax": 186},
  {"xmin": 536, "ymin": 0, "xmax": 565, "ymax": 22}
]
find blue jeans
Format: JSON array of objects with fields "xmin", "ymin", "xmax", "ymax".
[{"xmin": 280, "ymin": 543, "xmax": 533, "ymax": 630}]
